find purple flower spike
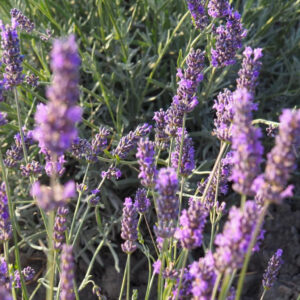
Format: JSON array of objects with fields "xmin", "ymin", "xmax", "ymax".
[
  {"xmin": 134, "ymin": 188, "xmax": 151, "ymax": 214},
  {"xmin": 121, "ymin": 197, "xmax": 138, "ymax": 254},
  {"xmin": 175, "ymin": 199, "xmax": 208, "ymax": 249},
  {"xmin": 153, "ymin": 109, "xmax": 169, "ymax": 149},
  {"xmin": 253, "ymin": 109, "xmax": 300, "ymax": 204},
  {"xmin": 0, "ymin": 183, "xmax": 12, "ymax": 242},
  {"xmin": 0, "ymin": 112, "xmax": 8, "ymax": 126},
  {"xmin": 0, "ymin": 287, "xmax": 12, "ymax": 300},
  {"xmin": 101, "ymin": 166, "xmax": 122, "ymax": 180},
  {"xmin": 214, "ymin": 201, "xmax": 263, "ymax": 273},
  {"xmin": 25, "ymin": 74, "xmax": 39, "ymax": 87},
  {"xmin": 33, "ymin": 35, "xmax": 81, "ymax": 157},
  {"xmin": 10, "ymin": 9, "xmax": 35, "ymax": 33},
  {"xmin": 230, "ymin": 88, "xmax": 263, "ymax": 196},
  {"xmin": 136, "ymin": 138, "xmax": 157, "ymax": 188},
  {"xmin": 0, "ymin": 19, "xmax": 24, "ymax": 88},
  {"xmin": 20, "ymin": 160, "xmax": 42, "ymax": 177},
  {"xmin": 60, "ymin": 244, "xmax": 75, "ymax": 300},
  {"xmin": 91, "ymin": 127, "xmax": 110, "ymax": 156},
  {"xmin": 14, "ymin": 266, "xmax": 35, "ymax": 288},
  {"xmin": 171, "ymin": 128, "xmax": 195, "ymax": 177},
  {"xmin": 154, "ymin": 168, "xmax": 179, "ymax": 239},
  {"xmin": 0, "ymin": 81, "xmax": 4, "ymax": 102},
  {"xmin": 208, "ymin": 0, "xmax": 230, "ymax": 18},
  {"xmin": 262, "ymin": 249, "xmax": 283, "ymax": 290},
  {"xmin": 53, "ymin": 205, "xmax": 69, "ymax": 250},
  {"xmin": 186, "ymin": 0, "xmax": 209, "ymax": 30},
  {"xmin": 237, "ymin": 47, "xmax": 263, "ymax": 94},
  {"xmin": 211, "ymin": 9, "xmax": 246, "ymax": 68}
]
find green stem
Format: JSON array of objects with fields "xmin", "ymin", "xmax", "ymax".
[
  {"xmin": 167, "ymin": 138, "xmax": 174, "ymax": 167},
  {"xmin": 4, "ymin": 242, "xmax": 17, "ymax": 300},
  {"xmin": 118, "ymin": 255, "xmax": 129, "ymax": 300},
  {"xmin": 260, "ymin": 289, "xmax": 267, "ymax": 300},
  {"xmin": 126, "ymin": 254, "xmax": 131, "ymax": 300},
  {"xmin": 145, "ymin": 268, "xmax": 155, "ymax": 300},
  {"xmin": 235, "ymin": 204, "xmax": 269, "ymax": 300},
  {"xmin": 143, "ymin": 214, "xmax": 159, "ymax": 257},
  {"xmin": 46, "ymin": 210, "xmax": 55, "ymax": 300},
  {"xmin": 68, "ymin": 163, "xmax": 90, "ymax": 240},
  {"xmin": 175, "ymin": 250, "xmax": 189, "ymax": 300},
  {"xmin": 204, "ymin": 67, "xmax": 216, "ymax": 101},
  {"xmin": 211, "ymin": 272, "xmax": 222, "ymax": 300},
  {"xmin": 241, "ymin": 194, "xmax": 246, "ymax": 209}
]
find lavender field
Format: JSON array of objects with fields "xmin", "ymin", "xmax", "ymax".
[{"xmin": 0, "ymin": 0, "xmax": 299, "ymax": 299}]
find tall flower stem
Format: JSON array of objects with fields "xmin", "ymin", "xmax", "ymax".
[
  {"xmin": 0, "ymin": 147, "xmax": 29, "ymax": 300},
  {"xmin": 143, "ymin": 214, "xmax": 159, "ymax": 257},
  {"xmin": 118, "ymin": 254, "xmax": 129, "ymax": 300},
  {"xmin": 168, "ymin": 138, "xmax": 174, "ymax": 167},
  {"xmin": 4, "ymin": 242, "xmax": 17, "ymax": 300},
  {"xmin": 68, "ymin": 162, "xmax": 90, "ymax": 240},
  {"xmin": 211, "ymin": 272, "xmax": 222, "ymax": 300},
  {"xmin": 205, "ymin": 67, "xmax": 216, "ymax": 101},
  {"xmin": 175, "ymin": 249, "xmax": 189, "ymax": 300},
  {"xmin": 260, "ymin": 289, "xmax": 267, "ymax": 300},
  {"xmin": 46, "ymin": 210, "xmax": 55, "ymax": 300},
  {"xmin": 126, "ymin": 254, "xmax": 131, "ymax": 300},
  {"xmin": 235, "ymin": 203, "xmax": 269, "ymax": 300}
]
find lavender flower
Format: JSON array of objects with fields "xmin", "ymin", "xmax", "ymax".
[
  {"xmin": 101, "ymin": 166, "xmax": 122, "ymax": 180},
  {"xmin": 121, "ymin": 197, "xmax": 138, "ymax": 254},
  {"xmin": 134, "ymin": 188, "xmax": 150, "ymax": 214},
  {"xmin": 0, "ymin": 287, "xmax": 12, "ymax": 300},
  {"xmin": 262, "ymin": 249, "xmax": 283, "ymax": 290},
  {"xmin": 198, "ymin": 151, "xmax": 233, "ymax": 209},
  {"xmin": 91, "ymin": 127, "xmax": 110, "ymax": 156},
  {"xmin": 212, "ymin": 89, "xmax": 234, "ymax": 142},
  {"xmin": 0, "ymin": 81, "xmax": 4, "ymax": 102},
  {"xmin": 31, "ymin": 180, "xmax": 75, "ymax": 211},
  {"xmin": 0, "ymin": 257, "xmax": 10, "ymax": 288},
  {"xmin": 189, "ymin": 252, "xmax": 216, "ymax": 299},
  {"xmin": 4, "ymin": 145, "xmax": 22, "ymax": 168},
  {"xmin": 14, "ymin": 266, "xmax": 35, "ymax": 288},
  {"xmin": 20, "ymin": 160, "xmax": 42, "ymax": 177},
  {"xmin": 153, "ymin": 109, "xmax": 169, "ymax": 148},
  {"xmin": 0, "ymin": 183, "xmax": 12, "ymax": 241},
  {"xmin": 25, "ymin": 74, "xmax": 39, "ymax": 87},
  {"xmin": 113, "ymin": 123, "xmax": 152, "ymax": 159},
  {"xmin": 76, "ymin": 183, "xmax": 88, "ymax": 193},
  {"xmin": 214, "ymin": 201, "xmax": 263, "ymax": 273},
  {"xmin": 211, "ymin": 9, "xmax": 246, "ymax": 67},
  {"xmin": 154, "ymin": 168, "xmax": 178, "ymax": 239},
  {"xmin": 170, "ymin": 266, "xmax": 193, "ymax": 300},
  {"xmin": 230, "ymin": 89, "xmax": 263, "ymax": 196},
  {"xmin": 0, "ymin": 19, "xmax": 24, "ymax": 88},
  {"xmin": 236, "ymin": 47, "xmax": 263, "ymax": 94},
  {"xmin": 60, "ymin": 244, "xmax": 75, "ymax": 300},
  {"xmin": 136, "ymin": 138, "xmax": 157, "ymax": 187},
  {"xmin": 71, "ymin": 138, "xmax": 93, "ymax": 161},
  {"xmin": 89, "ymin": 189, "xmax": 100, "ymax": 206},
  {"xmin": 266, "ymin": 124, "xmax": 277, "ymax": 137},
  {"xmin": 253, "ymin": 109, "xmax": 300, "ymax": 204},
  {"xmin": 208, "ymin": 0, "xmax": 230, "ymax": 18},
  {"xmin": 33, "ymin": 35, "xmax": 81, "ymax": 157},
  {"xmin": 165, "ymin": 104, "xmax": 185, "ymax": 137},
  {"xmin": 171, "ymin": 128, "xmax": 195, "ymax": 177},
  {"xmin": 10, "ymin": 9, "xmax": 35, "ymax": 33},
  {"xmin": 42, "ymin": 149, "xmax": 66, "ymax": 177},
  {"xmin": 53, "ymin": 205, "xmax": 69, "ymax": 250},
  {"xmin": 0, "ymin": 112, "xmax": 7, "ymax": 126},
  {"xmin": 186, "ymin": 0, "xmax": 209, "ymax": 30},
  {"xmin": 175, "ymin": 199, "xmax": 207, "ymax": 249}
]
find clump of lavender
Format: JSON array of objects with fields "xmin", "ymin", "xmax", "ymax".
[
  {"xmin": 169, "ymin": 266, "xmax": 193, "ymax": 300},
  {"xmin": 212, "ymin": 89, "xmax": 234, "ymax": 142},
  {"xmin": 262, "ymin": 249, "xmax": 283, "ymax": 290},
  {"xmin": 0, "ymin": 257, "xmax": 10, "ymax": 288},
  {"xmin": 198, "ymin": 151, "xmax": 233, "ymax": 208},
  {"xmin": 60, "ymin": 244, "xmax": 75, "ymax": 300},
  {"xmin": 136, "ymin": 138, "xmax": 157, "ymax": 188},
  {"xmin": 166, "ymin": 49, "xmax": 205, "ymax": 136},
  {"xmin": 208, "ymin": 0, "xmax": 230, "ymax": 18},
  {"xmin": 31, "ymin": 181, "xmax": 75, "ymax": 211},
  {"xmin": 14, "ymin": 266, "xmax": 35, "ymax": 288},
  {"xmin": 186, "ymin": 0, "xmax": 209, "ymax": 30},
  {"xmin": 20, "ymin": 160, "xmax": 42, "ymax": 177},
  {"xmin": 71, "ymin": 138, "xmax": 93, "ymax": 161},
  {"xmin": 101, "ymin": 166, "xmax": 122, "ymax": 180},
  {"xmin": 25, "ymin": 74, "xmax": 39, "ymax": 87},
  {"xmin": 214, "ymin": 201, "xmax": 263, "ymax": 273},
  {"xmin": 0, "ymin": 19, "xmax": 24, "ymax": 88},
  {"xmin": 121, "ymin": 197, "xmax": 138, "ymax": 254},
  {"xmin": 10, "ymin": 9, "xmax": 35, "ymax": 33},
  {"xmin": 171, "ymin": 128, "xmax": 195, "ymax": 177},
  {"xmin": 0, "ymin": 183, "xmax": 12, "ymax": 241},
  {"xmin": 154, "ymin": 167, "xmax": 178, "ymax": 239},
  {"xmin": 189, "ymin": 252, "xmax": 216, "ymax": 299},
  {"xmin": 236, "ymin": 47, "xmax": 263, "ymax": 94},
  {"xmin": 113, "ymin": 123, "xmax": 152, "ymax": 159},
  {"xmin": 253, "ymin": 109, "xmax": 300, "ymax": 204},
  {"xmin": 0, "ymin": 112, "xmax": 7, "ymax": 126},
  {"xmin": 91, "ymin": 127, "xmax": 110, "ymax": 156},
  {"xmin": 211, "ymin": 9, "xmax": 246, "ymax": 67},
  {"xmin": 153, "ymin": 109, "xmax": 169, "ymax": 149},
  {"xmin": 230, "ymin": 88, "xmax": 263, "ymax": 196},
  {"xmin": 53, "ymin": 205, "xmax": 69, "ymax": 250},
  {"xmin": 134, "ymin": 188, "xmax": 150, "ymax": 214},
  {"xmin": 175, "ymin": 199, "xmax": 208, "ymax": 249},
  {"xmin": 33, "ymin": 35, "xmax": 81, "ymax": 157}
]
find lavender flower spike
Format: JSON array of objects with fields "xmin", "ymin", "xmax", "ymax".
[
  {"xmin": 237, "ymin": 47, "xmax": 263, "ymax": 94},
  {"xmin": 121, "ymin": 197, "xmax": 138, "ymax": 254},
  {"xmin": 33, "ymin": 35, "xmax": 81, "ymax": 156},
  {"xmin": 208, "ymin": 0, "xmax": 230, "ymax": 18},
  {"xmin": 262, "ymin": 249, "xmax": 283, "ymax": 290},
  {"xmin": 91, "ymin": 127, "xmax": 110, "ymax": 156},
  {"xmin": 0, "ymin": 287, "xmax": 12, "ymax": 300},
  {"xmin": 136, "ymin": 138, "xmax": 157, "ymax": 188},
  {"xmin": 186, "ymin": 0, "xmax": 209, "ymax": 30},
  {"xmin": 214, "ymin": 201, "xmax": 263, "ymax": 273},
  {"xmin": 0, "ymin": 112, "xmax": 8, "ymax": 126},
  {"xmin": 10, "ymin": 9, "xmax": 35, "ymax": 33},
  {"xmin": 175, "ymin": 199, "xmax": 207, "ymax": 249},
  {"xmin": 60, "ymin": 244, "xmax": 75, "ymax": 300},
  {"xmin": 153, "ymin": 109, "xmax": 169, "ymax": 149},
  {"xmin": 154, "ymin": 168, "xmax": 178, "ymax": 239},
  {"xmin": 230, "ymin": 88, "xmax": 263, "ymax": 196},
  {"xmin": 253, "ymin": 109, "xmax": 300, "ymax": 204},
  {"xmin": 171, "ymin": 128, "xmax": 195, "ymax": 177},
  {"xmin": 0, "ymin": 183, "xmax": 12, "ymax": 241},
  {"xmin": 53, "ymin": 205, "xmax": 69, "ymax": 250},
  {"xmin": 134, "ymin": 188, "xmax": 151, "ymax": 214}
]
